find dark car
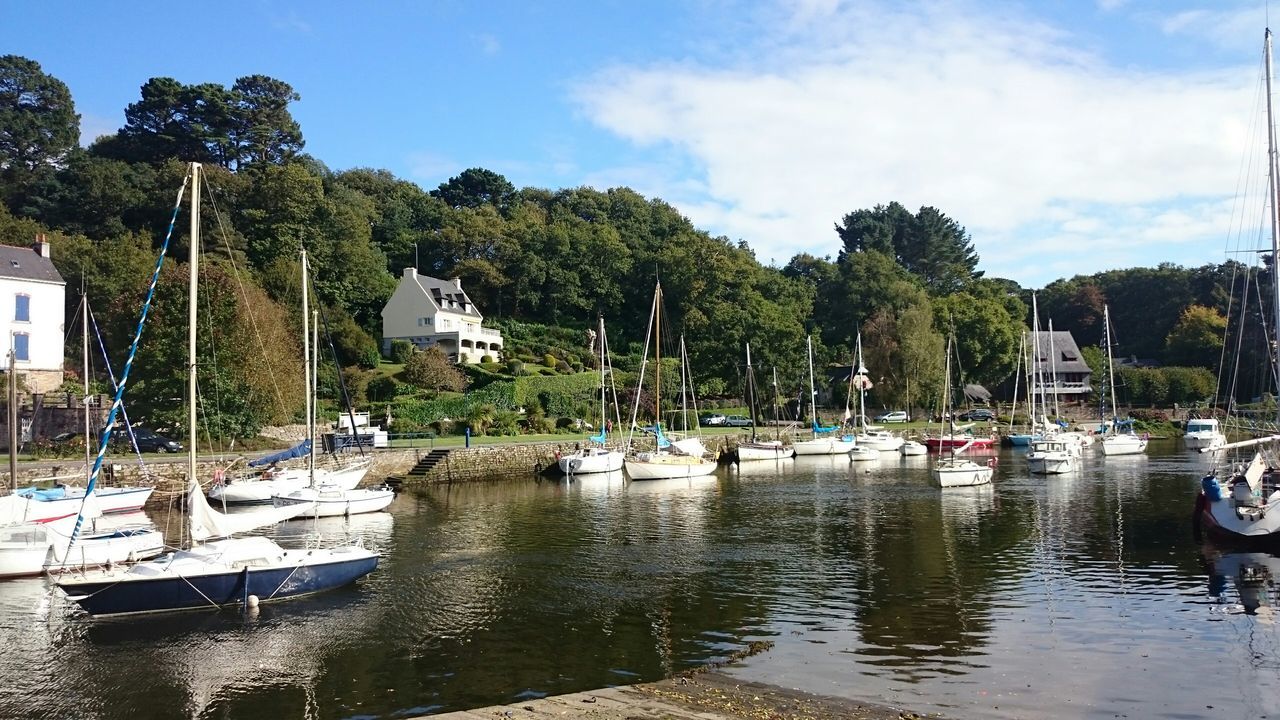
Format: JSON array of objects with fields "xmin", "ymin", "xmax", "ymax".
[
  {"xmin": 957, "ymin": 408, "xmax": 996, "ymax": 422},
  {"xmin": 112, "ymin": 427, "xmax": 183, "ymax": 453},
  {"xmin": 723, "ymin": 415, "xmax": 754, "ymax": 427}
]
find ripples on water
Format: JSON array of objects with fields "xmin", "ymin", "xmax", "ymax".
[{"xmin": 1, "ymin": 442, "xmax": 1279, "ymax": 719}]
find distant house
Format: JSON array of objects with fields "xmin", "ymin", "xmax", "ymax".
[
  {"xmin": 1030, "ymin": 330, "xmax": 1092, "ymax": 401},
  {"xmin": 380, "ymin": 268, "xmax": 504, "ymax": 363},
  {"xmin": 0, "ymin": 235, "xmax": 65, "ymax": 393}
]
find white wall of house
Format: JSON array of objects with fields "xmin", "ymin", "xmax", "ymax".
[
  {"xmin": 0, "ymin": 276, "xmax": 63, "ymax": 372},
  {"xmin": 381, "ymin": 268, "xmax": 503, "ymax": 363}
]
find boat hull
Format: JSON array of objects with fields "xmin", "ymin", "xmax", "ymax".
[
  {"xmin": 272, "ymin": 487, "xmax": 395, "ymax": 517},
  {"xmin": 1028, "ymin": 455, "xmax": 1075, "ymax": 474},
  {"xmin": 857, "ymin": 433, "xmax": 904, "ymax": 452},
  {"xmin": 1101, "ymin": 435, "xmax": 1148, "ymax": 456},
  {"xmin": 558, "ymin": 448, "xmax": 625, "ymax": 474},
  {"xmin": 624, "ymin": 454, "xmax": 718, "ymax": 480},
  {"xmin": 20, "ymin": 486, "xmax": 154, "ymax": 522},
  {"xmin": 900, "ymin": 441, "xmax": 928, "ymax": 456},
  {"xmin": 924, "ymin": 437, "xmax": 995, "ymax": 451},
  {"xmin": 736, "ymin": 442, "xmax": 795, "ymax": 461},
  {"xmin": 1185, "ymin": 433, "xmax": 1226, "ymax": 451},
  {"xmin": 211, "ymin": 461, "xmax": 370, "ymax": 505},
  {"xmin": 932, "ymin": 464, "xmax": 994, "ymax": 488},
  {"xmin": 58, "ymin": 549, "xmax": 379, "ymax": 616},
  {"xmin": 792, "ymin": 437, "xmax": 855, "ymax": 455},
  {"xmin": 849, "ymin": 446, "xmax": 879, "ymax": 462}
]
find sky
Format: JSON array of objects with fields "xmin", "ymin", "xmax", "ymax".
[{"xmin": 5, "ymin": 0, "xmax": 1280, "ymax": 288}]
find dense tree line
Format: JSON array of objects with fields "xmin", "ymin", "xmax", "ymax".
[{"xmin": 0, "ymin": 56, "xmax": 1260, "ymax": 435}]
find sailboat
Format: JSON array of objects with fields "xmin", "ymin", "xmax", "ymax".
[
  {"xmin": 623, "ymin": 281, "xmax": 718, "ymax": 480},
  {"xmin": 558, "ymin": 317, "xmax": 626, "ymax": 474},
  {"xmin": 850, "ymin": 332, "xmax": 903, "ymax": 453},
  {"xmin": 1193, "ymin": 30, "xmax": 1280, "ymax": 547},
  {"xmin": 735, "ymin": 343, "xmax": 794, "ymax": 461},
  {"xmin": 792, "ymin": 336, "xmax": 856, "ymax": 456},
  {"xmin": 57, "ymin": 162, "xmax": 378, "ymax": 615},
  {"xmin": 1099, "ymin": 305, "xmax": 1147, "ymax": 456},
  {"xmin": 932, "ymin": 336, "xmax": 994, "ymax": 488},
  {"xmin": 272, "ymin": 289, "xmax": 393, "ymax": 517},
  {"xmin": 208, "ymin": 250, "xmax": 370, "ymax": 505}
]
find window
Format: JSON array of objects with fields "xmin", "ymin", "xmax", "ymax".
[
  {"xmin": 14, "ymin": 295, "xmax": 28, "ymax": 322},
  {"xmin": 13, "ymin": 333, "xmax": 28, "ymax": 362}
]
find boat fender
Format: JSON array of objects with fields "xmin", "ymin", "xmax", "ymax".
[
  {"xmin": 1201, "ymin": 476, "xmax": 1223, "ymax": 502},
  {"xmin": 246, "ymin": 594, "xmax": 259, "ymax": 609},
  {"xmin": 986, "ymin": 458, "xmax": 998, "ymax": 468},
  {"xmin": 213, "ymin": 468, "xmax": 225, "ymax": 485}
]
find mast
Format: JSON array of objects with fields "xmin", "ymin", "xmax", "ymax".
[
  {"xmin": 187, "ymin": 163, "xmax": 200, "ymax": 522},
  {"xmin": 82, "ymin": 283, "xmax": 91, "ymax": 476},
  {"xmin": 654, "ymin": 282, "xmax": 662, "ymax": 434},
  {"xmin": 1009, "ymin": 331, "xmax": 1023, "ymax": 434},
  {"xmin": 312, "ymin": 309, "xmax": 318, "ymax": 483},
  {"xmin": 598, "ymin": 315, "xmax": 606, "ymax": 438},
  {"xmin": 1266, "ymin": 28, "xmax": 1280, "ymax": 428},
  {"xmin": 1048, "ymin": 319, "xmax": 1061, "ymax": 418},
  {"xmin": 746, "ymin": 343, "xmax": 756, "ymax": 442},
  {"xmin": 1031, "ymin": 293, "xmax": 1043, "ymax": 428},
  {"xmin": 806, "ymin": 335, "xmax": 817, "ymax": 435},
  {"xmin": 856, "ymin": 332, "xmax": 867, "ymax": 428},
  {"xmin": 8, "ymin": 350, "xmax": 15, "ymax": 493},
  {"xmin": 1104, "ymin": 305, "xmax": 1118, "ymax": 432},
  {"xmin": 301, "ymin": 248, "xmax": 313, "ymax": 486},
  {"xmin": 771, "ymin": 367, "xmax": 782, "ymax": 439},
  {"xmin": 944, "ymin": 335, "xmax": 954, "ymax": 460}
]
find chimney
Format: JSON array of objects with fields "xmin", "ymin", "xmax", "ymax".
[
  {"xmin": 451, "ymin": 277, "xmax": 462, "ymax": 290},
  {"xmin": 403, "ymin": 267, "xmax": 417, "ymax": 279},
  {"xmin": 34, "ymin": 233, "xmax": 50, "ymax": 259}
]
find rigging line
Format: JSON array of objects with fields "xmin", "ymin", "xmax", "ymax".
[
  {"xmin": 67, "ymin": 170, "xmax": 191, "ymax": 551},
  {"xmin": 202, "ymin": 179, "xmax": 290, "ymax": 419},
  {"xmin": 86, "ymin": 304, "xmax": 153, "ymax": 482},
  {"xmin": 314, "ymin": 286, "xmax": 366, "ymax": 458},
  {"xmin": 195, "ymin": 235, "xmax": 227, "ymax": 458}
]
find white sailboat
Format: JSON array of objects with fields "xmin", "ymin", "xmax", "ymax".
[
  {"xmin": 933, "ymin": 336, "xmax": 994, "ymax": 488},
  {"xmin": 623, "ymin": 281, "xmax": 718, "ymax": 480},
  {"xmin": 558, "ymin": 316, "xmax": 626, "ymax": 474},
  {"xmin": 1099, "ymin": 305, "xmax": 1147, "ymax": 456},
  {"xmin": 736, "ymin": 343, "xmax": 795, "ymax": 461},
  {"xmin": 57, "ymin": 162, "xmax": 378, "ymax": 615},
  {"xmin": 209, "ymin": 249, "xmax": 370, "ymax": 505},
  {"xmin": 792, "ymin": 336, "xmax": 856, "ymax": 456},
  {"xmin": 1194, "ymin": 30, "xmax": 1280, "ymax": 547},
  {"xmin": 850, "ymin": 332, "xmax": 903, "ymax": 453}
]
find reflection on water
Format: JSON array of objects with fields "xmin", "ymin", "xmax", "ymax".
[{"xmin": 2, "ymin": 444, "xmax": 1280, "ymax": 719}]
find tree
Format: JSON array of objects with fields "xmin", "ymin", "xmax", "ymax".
[
  {"xmin": 1165, "ymin": 304, "xmax": 1227, "ymax": 369},
  {"xmin": 835, "ymin": 202, "xmax": 982, "ymax": 293},
  {"xmin": 403, "ymin": 348, "xmax": 466, "ymax": 394},
  {"xmin": 227, "ymin": 75, "xmax": 303, "ymax": 167},
  {"xmin": 0, "ymin": 56, "xmax": 79, "ymax": 209},
  {"xmin": 431, "ymin": 168, "xmax": 515, "ymax": 210}
]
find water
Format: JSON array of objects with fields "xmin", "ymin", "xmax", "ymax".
[{"xmin": 1, "ymin": 443, "xmax": 1278, "ymax": 720}]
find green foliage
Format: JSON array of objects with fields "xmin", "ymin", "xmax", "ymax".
[
  {"xmin": 326, "ymin": 310, "xmax": 380, "ymax": 369},
  {"xmin": 0, "ymin": 56, "xmax": 79, "ymax": 212},
  {"xmin": 389, "ymin": 340, "xmax": 414, "ymax": 364},
  {"xmin": 403, "ymin": 348, "xmax": 466, "ymax": 394},
  {"xmin": 835, "ymin": 202, "xmax": 982, "ymax": 294},
  {"xmin": 367, "ymin": 375, "xmax": 399, "ymax": 402},
  {"xmin": 1114, "ymin": 365, "xmax": 1213, "ymax": 406},
  {"xmin": 1165, "ymin": 304, "xmax": 1226, "ymax": 369},
  {"xmin": 506, "ymin": 359, "xmax": 525, "ymax": 376},
  {"xmin": 543, "ymin": 353, "xmax": 558, "ymax": 369},
  {"xmin": 480, "ymin": 354, "xmax": 496, "ymax": 365}
]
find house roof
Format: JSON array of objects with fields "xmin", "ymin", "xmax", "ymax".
[
  {"xmin": 0, "ymin": 244, "xmax": 63, "ymax": 284},
  {"xmin": 1030, "ymin": 330, "xmax": 1091, "ymax": 374},
  {"xmin": 412, "ymin": 272, "xmax": 482, "ymax": 318}
]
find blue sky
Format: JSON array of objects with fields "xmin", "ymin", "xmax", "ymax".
[{"xmin": 4, "ymin": 0, "xmax": 1277, "ymax": 288}]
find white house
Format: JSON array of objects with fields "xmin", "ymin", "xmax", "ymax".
[
  {"xmin": 0, "ymin": 235, "xmax": 65, "ymax": 392},
  {"xmin": 380, "ymin": 268, "xmax": 503, "ymax": 363}
]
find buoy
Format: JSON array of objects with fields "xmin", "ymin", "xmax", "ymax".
[{"xmin": 246, "ymin": 594, "xmax": 260, "ymax": 609}]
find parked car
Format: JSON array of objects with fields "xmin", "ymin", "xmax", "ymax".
[
  {"xmin": 699, "ymin": 413, "xmax": 727, "ymax": 426},
  {"xmin": 957, "ymin": 408, "xmax": 996, "ymax": 422},
  {"xmin": 723, "ymin": 415, "xmax": 754, "ymax": 427},
  {"xmin": 873, "ymin": 410, "xmax": 909, "ymax": 423},
  {"xmin": 111, "ymin": 427, "xmax": 183, "ymax": 453}
]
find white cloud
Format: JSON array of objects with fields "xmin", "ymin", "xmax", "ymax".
[
  {"xmin": 571, "ymin": 0, "xmax": 1261, "ymax": 287},
  {"xmin": 474, "ymin": 33, "xmax": 501, "ymax": 56},
  {"xmin": 1155, "ymin": 4, "xmax": 1260, "ymax": 49}
]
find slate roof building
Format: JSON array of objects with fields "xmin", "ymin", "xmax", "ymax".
[
  {"xmin": 380, "ymin": 268, "xmax": 503, "ymax": 363},
  {"xmin": 0, "ymin": 235, "xmax": 65, "ymax": 392},
  {"xmin": 1030, "ymin": 330, "xmax": 1092, "ymax": 400}
]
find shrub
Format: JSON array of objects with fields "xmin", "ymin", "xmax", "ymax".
[
  {"xmin": 367, "ymin": 376, "xmax": 399, "ymax": 402},
  {"xmin": 556, "ymin": 360, "xmax": 572, "ymax": 374},
  {"xmin": 480, "ymin": 354, "xmax": 496, "ymax": 365},
  {"xmin": 389, "ymin": 340, "xmax": 414, "ymax": 365},
  {"xmin": 404, "ymin": 348, "xmax": 467, "ymax": 394},
  {"xmin": 543, "ymin": 353, "xmax": 558, "ymax": 369},
  {"xmin": 506, "ymin": 359, "xmax": 525, "ymax": 376}
]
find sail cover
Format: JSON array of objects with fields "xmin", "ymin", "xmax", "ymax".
[
  {"xmin": 186, "ymin": 481, "xmax": 315, "ymax": 542},
  {"xmin": 0, "ymin": 494, "xmax": 37, "ymax": 525},
  {"xmin": 672, "ymin": 438, "xmax": 708, "ymax": 457},
  {"xmin": 249, "ymin": 439, "xmax": 311, "ymax": 467}
]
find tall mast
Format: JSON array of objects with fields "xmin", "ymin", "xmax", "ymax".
[
  {"xmin": 1266, "ymin": 28, "xmax": 1280, "ymax": 427},
  {"xmin": 1048, "ymin": 319, "xmax": 1060, "ymax": 418},
  {"xmin": 1009, "ymin": 331, "xmax": 1023, "ymax": 433},
  {"xmin": 82, "ymin": 283, "xmax": 90, "ymax": 476},
  {"xmin": 301, "ymin": 248, "xmax": 313, "ymax": 485},
  {"xmin": 856, "ymin": 332, "xmax": 867, "ymax": 428},
  {"xmin": 312, "ymin": 309, "xmax": 318, "ymax": 482},
  {"xmin": 746, "ymin": 343, "xmax": 756, "ymax": 442},
  {"xmin": 654, "ymin": 282, "xmax": 661, "ymax": 432},
  {"xmin": 598, "ymin": 315, "xmax": 606, "ymax": 436},
  {"xmin": 187, "ymin": 163, "xmax": 200, "ymax": 515},
  {"xmin": 944, "ymin": 335, "xmax": 954, "ymax": 459},
  {"xmin": 1031, "ymin": 293, "xmax": 1042, "ymax": 426},
  {"xmin": 1104, "ymin": 305, "xmax": 1118, "ymax": 429},
  {"xmin": 806, "ymin": 335, "xmax": 817, "ymax": 433}
]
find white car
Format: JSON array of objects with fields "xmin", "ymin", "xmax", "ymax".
[{"xmin": 873, "ymin": 410, "xmax": 909, "ymax": 423}]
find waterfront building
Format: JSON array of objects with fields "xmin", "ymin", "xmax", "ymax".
[
  {"xmin": 0, "ymin": 234, "xmax": 65, "ymax": 392},
  {"xmin": 380, "ymin": 268, "xmax": 504, "ymax": 363}
]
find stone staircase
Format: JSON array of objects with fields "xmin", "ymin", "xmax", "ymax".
[{"xmin": 404, "ymin": 449, "xmax": 451, "ymax": 478}]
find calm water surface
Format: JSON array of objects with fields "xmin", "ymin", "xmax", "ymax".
[{"xmin": 1, "ymin": 443, "xmax": 1277, "ymax": 720}]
